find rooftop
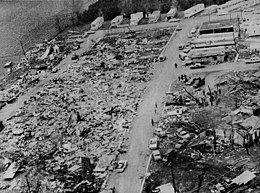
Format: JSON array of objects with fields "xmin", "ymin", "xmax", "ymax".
[{"xmin": 200, "ymin": 19, "xmax": 238, "ymax": 30}]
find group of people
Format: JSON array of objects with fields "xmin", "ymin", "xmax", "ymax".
[{"xmin": 178, "ymin": 74, "xmax": 189, "ymax": 83}]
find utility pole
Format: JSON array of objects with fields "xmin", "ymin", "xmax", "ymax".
[
  {"xmin": 72, "ymin": 0, "xmax": 75, "ymax": 28},
  {"xmin": 171, "ymin": 163, "xmax": 178, "ymax": 193},
  {"xmin": 20, "ymin": 40, "xmax": 28, "ymax": 60}
]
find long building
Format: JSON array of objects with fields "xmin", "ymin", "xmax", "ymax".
[
  {"xmin": 190, "ymin": 33, "xmax": 236, "ymax": 49},
  {"xmin": 217, "ymin": 0, "xmax": 244, "ymax": 14},
  {"xmin": 188, "ymin": 46, "xmax": 226, "ymax": 63},
  {"xmin": 184, "ymin": 4, "xmax": 205, "ymax": 18},
  {"xmin": 198, "ymin": 19, "xmax": 238, "ymax": 35},
  {"xmin": 217, "ymin": 0, "xmax": 260, "ymax": 14}
]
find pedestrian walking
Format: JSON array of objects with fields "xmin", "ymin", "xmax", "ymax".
[
  {"xmin": 155, "ymin": 102, "xmax": 157, "ymax": 108},
  {"xmin": 175, "ymin": 63, "xmax": 178, "ymax": 68},
  {"xmin": 151, "ymin": 119, "xmax": 154, "ymax": 126}
]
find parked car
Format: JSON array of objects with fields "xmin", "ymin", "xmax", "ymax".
[
  {"xmin": 190, "ymin": 63, "xmax": 205, "ymax": 69},
  {"xmin": 158, "ymin": 55, "xmax": 166, "ymax": 62},
  {"xmin": 176, "ymin": 26, "xmax": 182, "ymax": 31},
  {"xmin": 115, "ymin": 160, "xmax": 128, "ymax": 173},
  {"xmin": 154, "ymin": 128, "xmax": 167, "ymax": 137},
  {"xmin": 183, "ymin": 48, "xmax": 191, "ymax": 53},
  {"xmin": 152, "ymin": 150, "xmax": 162, "ymax": 161},
  {"xmin": 178, "ymin": 44, "xmax": 185, "ymax": 50},
  {"xmin": 149, "ymin": 137, "xmax": 158, "ymax": 150}
]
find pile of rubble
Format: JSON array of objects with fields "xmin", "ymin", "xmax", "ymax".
[
  {"xmin": 144, "ymin": 70, "xmax": 260, "ymax": 193},
  {"xmin": 0, "ymin": 27, "xmax": 173, "ymax": 192},
  {"xmin": 0, "ymin": 31, "xmax": 86, "ymax": 109}
]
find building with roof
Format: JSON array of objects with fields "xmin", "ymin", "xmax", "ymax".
[
  {"xmin": 188, "ymin": 46, "xmax": 226, "ymax": 63},
  {"xmin": 111, "ymin": 15, "xmax": 123, "ymax": 27},
  {"xmin": 201, "ymin": 5, "xmax": 218, "ymax": 16},
  {"xmin": 199, "ymin": 19, "xmax": 239, "ymax": 35},
  {"xmin": 217, "ymin": 0, "xmax": 244, "ymax": 15},
  {"xmin": 148, "ymin": 11, "xmax": 161, "ymax": 23},
  {"xmin": 167, "ymin": 8, "xmax": 177, "ymax": 19},
  {"xmin": 184, "ymin": 4, "xmax": 205, "ymax": 18},
  {"xmin": 190, "ymin": 33, "xmax": 236, "ymax": 49},
  {"xmin": 130, "ymin": 12, "xmax": 143, "ymax": 26}
]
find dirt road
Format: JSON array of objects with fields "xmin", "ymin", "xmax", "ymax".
[{"xmin": 106, "ymin": 18, "xmax": 198, "ymax": 193}]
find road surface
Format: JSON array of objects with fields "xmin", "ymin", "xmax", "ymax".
[
  {"xmin": 105, "ymin": 15, "xmax": 260, "ymax": 193},
  {"xmin": 106, "ymin": 18, "xmax": 200, "ymax": 193}
]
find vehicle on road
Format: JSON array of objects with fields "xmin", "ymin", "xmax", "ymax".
[
  {"xmin": 152, "ymin": 150, "xmax": 162, "ymax": 161},
  {"xmin": 115, "ymin": 160, "xmax": 128, "ymax": 173},
  {"xmin": 178, "ymin": 44, "xmax": 185, "ymax": 50},
  {"xmin": 149, "ymin": 137, "xmax": 158, "ymax": 150},
  {"xmin": 190, "ymin": 63, "xmax": 205, "ymax": 69},
  {"xmin": 158, "ymin": 55, "xmax": 166, "ymax": 62},
  {"xmin": 184, "ymin": 58, "xmax": 193, "ymax": 66}
]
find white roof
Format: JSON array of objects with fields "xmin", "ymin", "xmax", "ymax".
[
  {"xmin": 155, "ymin": 183, "xmax": 175, "ymax": 193},
  {"xmin": 232, "ymin": 170, "xmax": 256, "ymax": 185}
]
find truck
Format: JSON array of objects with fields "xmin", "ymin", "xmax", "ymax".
[{"xmin": 91, "ymin": 16, "xmax": 104, "ymax": 31}]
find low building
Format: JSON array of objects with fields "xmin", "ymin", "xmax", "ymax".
[
  {"xmin": 184, "ymin": 4, "xmax": 205, "ymax": 18},
  {"xmin": 241, "ymin": 11, "xmax": 260, "ymax": 37},
  {"xmin": 91, "ymin": 16, "xmax": 104, "ymax": 31},
  {"xmin": 217, "ymin": 0, "xmax": 244, "ymax": 15},
  {"xmin": 190, "ymin": 33, "xmax": 236, "ymax": 49},
  {"xmin": 148, "ymin": 10, "xmax": 160, "ymax": 23},
  {"xmin": 167, "ymin": 8, "xmax": 177, "ymax": 19},
  {"xmin": 130, "ymin": 12, "xmax": 143, "ymax": 25},
  {"xmin": 201, "ymin": 5, "xmax": 218, "ymax": 15},
  {"xmin": 199, "ymin": 19, "xmax": 238, "ymax": 35},
  {"xmin": 188, "ymin": 46, "xmax": 226, "ymax": 63},
  {"xmin": 111, "ymin": 15, "xmax": 123, "ymax": 27}
]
